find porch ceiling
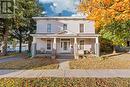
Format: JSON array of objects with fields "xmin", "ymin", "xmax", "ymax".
[{"xmin": 31, "ymin": 33, "xmax": 100, "ymax": 38}]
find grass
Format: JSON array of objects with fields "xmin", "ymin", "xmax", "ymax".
[
  {"xmin": 0, "ymin": 78, "xmax": 129, "ymax": 87},
  {"xmin": 70, "ymin": 57, "xmax": 130, "ymax": 69},
  {"xmin": 0, "ymin": 57, "xmax": 59, "ymax": 70}
]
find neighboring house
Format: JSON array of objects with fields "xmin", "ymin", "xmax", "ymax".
[
  {"xmin": 7, "ymin": 44, "xmax": 28, "ymax": 52},
  {"xmin": 31, "ymin": 17, "xmax": 100, "ymax": 59},
  {"xmin": 0, "ymin": 42, "xmax": 28, "ymax": 52}
]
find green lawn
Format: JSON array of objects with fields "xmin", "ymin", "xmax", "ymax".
[
  {"xmin": 0, "ymin": 57, "xmax": 59, "ymax": 70},
  {"xmin": 0, "ymin": 78, "xmax": 129, "ymax": 87},
  {"xmin": 70, "ymin": 56, "xmax": 130, "ymax": 69}
]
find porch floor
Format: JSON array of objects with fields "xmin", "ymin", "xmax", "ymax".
[
  {"xmin": 35, "ymin": 53, "xmax": 74, "ymax": 59},
  {"xmin": 57, "ymin": 53, "xmax": 74, "ymax": 59}
]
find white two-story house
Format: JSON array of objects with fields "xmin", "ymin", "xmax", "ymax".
[{"xmin": 31, "ymin": 17, "xmax": 100, "ymax": 59}]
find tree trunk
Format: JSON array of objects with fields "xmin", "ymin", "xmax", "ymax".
[
  {"xmin": 1, "ymin": 29, "xmax": 8, "ymax": 56},
  {"xmin": 19, "ymin": 29, "xmax": 22, "ymax": 53},
  {"xmin": 19, "ymin": 36, "xmax": 22, "ymax": 53},
  {"xmin": 28, "ymin": 40, "xmax": 32, "ymax": 53},
  {"xmin": 113, "ymin": 45, "xmax": 116, "ymax": 54}
]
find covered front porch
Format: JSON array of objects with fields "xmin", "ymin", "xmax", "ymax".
[{"xmin": 31, "ymin": 34, "xmax": 100, "ymax": 59}]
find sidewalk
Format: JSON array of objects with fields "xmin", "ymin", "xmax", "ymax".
[{"xmin": 0, "ymin": 69, "xmax": 130, "ymax": 78}]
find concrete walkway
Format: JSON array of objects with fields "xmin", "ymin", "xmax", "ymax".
[
  {"xmin": 58, "ymin": 59, "xmax": 71, "ymax": 70},
  {"xmin": 0, "ymin": 69, "xmax": 130, "ymax": 78}
]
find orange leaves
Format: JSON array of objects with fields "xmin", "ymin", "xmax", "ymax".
[
  {"xmin": 102, "ymin": 0, "xmax": 112, "ymax": 7},
  {"xmin": 112, "ymin": 2, "xmax": 125, "ymax": 12},
  {"xmin": 78, "ymin": 3, "xmax": 86, "ymax": 12},
  {"xmin": 103, "ymin": 0, "xmax": 111, "ymax": 4},
  {"xmin": 124, "ymin": 0, "xmax": 130, "ymax": 2},
  {"xmin": 78, "ymin": 0, "xmax": 130, "ymax": 28}
]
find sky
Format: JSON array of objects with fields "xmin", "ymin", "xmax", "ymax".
[{"xmin": 38, "ymin": 0, "xmax": 80, "ymax": 16}]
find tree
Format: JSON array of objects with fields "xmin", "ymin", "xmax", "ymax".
[
  {"xmin": 79, "ymin": 0, "xmax": 130, "ymax": 53},
  {"xmin": 11, "ymin": 0, "xmax": 42, "ymax": 53},
  {"xmin": 0, "ymin": 0, "xmax": 42, "ymax": 55},
  {"xmin": 79, "ymin": 0, "xmax": 130, "ymax": 28},
  {"xmin": 0, "ymin": 19, "xmax": 12, "ymax": 55},
  {"xmin": 100, "ymin": 20, "xmax": 130, "ymax": 53}
]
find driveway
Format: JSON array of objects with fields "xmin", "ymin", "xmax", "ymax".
[{"xmin": 0, "ymin": 56, "xmax": 23, "ymax": 63}]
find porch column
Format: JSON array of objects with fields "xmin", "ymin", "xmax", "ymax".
[
  {"xmin": 74, "ymin": 38, "xmax": 78, "ymax": 59},
  {"xmin": 52, "ymin": 37, "xmax": 56, "ymax": 59},
  {"xmin": 32, "ymin": 37, "xmax": 37, "ymax": 57},
  {"xmin": 95, "ymin": 37, "xmax": 100, "ymax": 57}
]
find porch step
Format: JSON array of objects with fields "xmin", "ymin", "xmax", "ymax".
[{"xmin": 57, "ymin": 54, "xmax": 74, "ymax": 59}]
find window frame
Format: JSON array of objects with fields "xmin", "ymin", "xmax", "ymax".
[
  {"xmin": 47, "ymin": 40, "xmax": 52, "ymax": 50},
  {"xmin": 47, "ymin": 24, "xmax": 51, "ymax": 33},
  {"xmin": 79, "ymin": 40, "xmax": 84, "ymax": 50},
  {"xmin": 79, "ymin": 24, "xmax": 84, "ymax": 33},
  {"xmin": 63, "ymin": 24, "xmax": 67, "ymax": 30}
]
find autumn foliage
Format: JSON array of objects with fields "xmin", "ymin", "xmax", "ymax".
[{"xmin": 79, "ymin": 0, "xmax": 130, "ymax": 28}]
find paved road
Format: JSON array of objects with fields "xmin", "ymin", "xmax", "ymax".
[
  {"xmin": 0, "ymin": 69, "xmax": 130, "ymax": 78},
  {"xmin": 0, "ymin": 56, "xmax": 23, "ymax": 63}
]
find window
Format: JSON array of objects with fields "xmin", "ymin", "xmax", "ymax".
[
  {"xmin": 47, "ymin": 40, "xmax": 51, "ymax": 50},
  {"xmin": 61, "ymin": 42, "xmax": 63, "ymax": 48},
  {"xmin": 80, "ymin": 40, "xmax": 84, "ymax": 50},
  {"xmin": 79, "ymin": 0, "xmax": 82, "ymax": 2},
  {"xmin": 7, "ymin": 46, "xmax": 10, "ymax": 48},
  {"xmin": 63, "ymin": 24, "xmax": 67, "ymax": 30},
  {"xmin": 80, "ymin": 24, "xmax": 84, "ymax": 33},
  {"xmin": 47, "ymin": 24, "xmax": 51, "ymax": 33},
  {"xmin": 127, "ymin": 41, "xmax": 130, "ymax": 47}
]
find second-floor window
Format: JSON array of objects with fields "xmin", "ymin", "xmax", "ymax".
[
  {"xmin": 80, "ymin": 24, "xmax": 84, "ymax": 33},
  {"xmin": 63, "ymin": 24, "xmax": 67, "ymax": 30},
  {"xmin": 47, "ymin": 24, "xmax": 51, "ymax": 33}
]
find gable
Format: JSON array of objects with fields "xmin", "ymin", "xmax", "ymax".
[{"xmin": 57, "ymin": 29, "xmax": 77, "ymax": 35}]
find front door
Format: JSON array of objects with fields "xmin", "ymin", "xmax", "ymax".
[{"xmin": 61, "ymin": 41, "xmax": 70, "ymax": 53}]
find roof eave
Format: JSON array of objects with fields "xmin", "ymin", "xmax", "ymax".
[{"xmin": 32, "ymin": 16, "xmax": 88, "ymax": 20}]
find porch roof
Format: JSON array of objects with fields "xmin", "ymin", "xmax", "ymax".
[{"xmin": 31, "ymin": 33, "xmax": 100, "ymax": 38}]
